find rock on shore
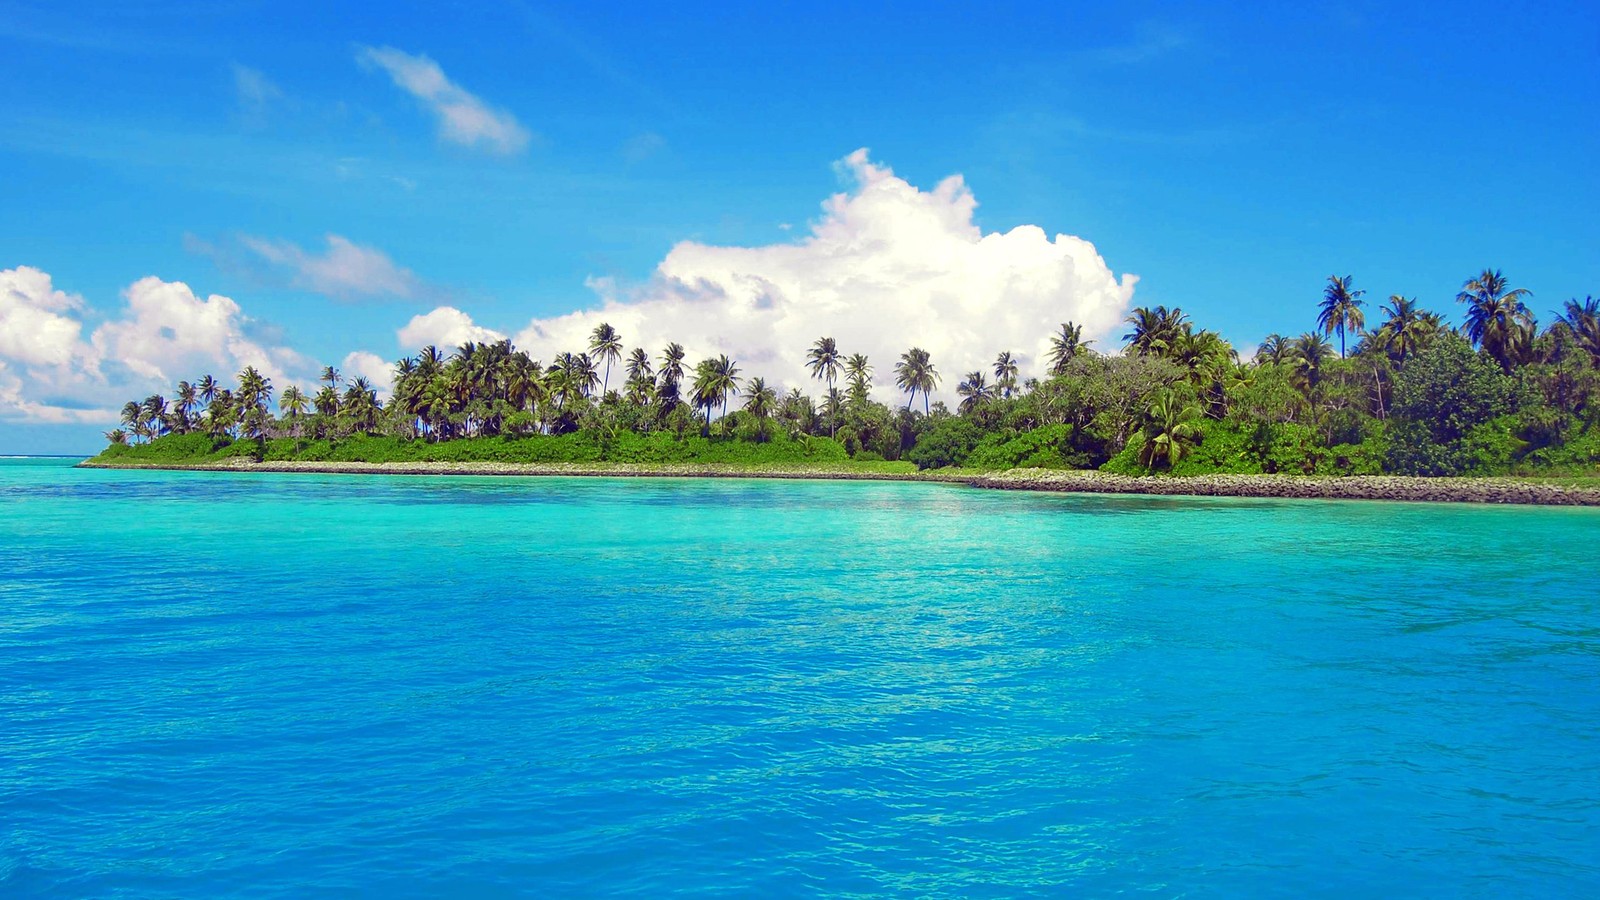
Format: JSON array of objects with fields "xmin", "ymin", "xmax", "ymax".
[{"xmin": 968, "ymin": 470, "xmax": 1600, "ymax": 506}]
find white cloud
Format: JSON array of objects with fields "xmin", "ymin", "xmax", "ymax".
[
  {"xmin": 0, "ymin": 266, "xmax": 309, "ymax": 424},
  {"xmin": 0, "ymin": 359, "xmax": 112, "ymax": 424},
  {"xmin": 357, "ymin": 45, "xmax": 530, "ymax": 155},
  {"xmin": 233, "ymin": 63, "xmax": 284, "ymax": 124},
  {"xmin": 398, "ymin": 306, "xmax": 506, "ymax": 350},
  {"xmin": 239, "ymin": 233, "xmax": 422, "ymax": 301},
  {"xmin": 0, "ymin": 265, "xmax": 97, "ymax": 371},
  {"xmin": 506, "ymin": 149, "xmax": 1136, "ymax": 402},
  {"xmin": 0, "ymin": 266, "xmax": 108, "ymax": 422},
  {"xmin": 91, "ymin": 276, "xmax": 304, "ymax": 390},
  {"xmin": 341, "ymin": 350, "xmax": 394, "ymax": 399}
]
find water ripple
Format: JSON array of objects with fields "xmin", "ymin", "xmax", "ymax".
[{"xmin": 1, "ymin": 460, "xmax": 1597, "ymax": 896}]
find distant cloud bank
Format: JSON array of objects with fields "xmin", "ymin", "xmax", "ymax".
[{"xmin": 2, "ymin": 151, "xmax": 1137, "ymax": 424}]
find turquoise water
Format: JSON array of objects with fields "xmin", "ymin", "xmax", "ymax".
[{"xmin": 2, "ymin": 458, "xmax": 1597, "ymax": 896}]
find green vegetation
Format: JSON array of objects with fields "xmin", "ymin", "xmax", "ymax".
[{"xmin": 94, "ymin": 271, "xmax": 1600, "ymax": 480}]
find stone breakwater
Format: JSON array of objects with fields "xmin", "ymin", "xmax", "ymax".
[{"xmin": 78, "ymin": 458, "xmax": 1600, "ymax": 506}]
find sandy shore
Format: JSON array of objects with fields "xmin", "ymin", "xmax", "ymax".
[{"xmin": 77, "ymin": 458, "xmax": 1600, "ymax": 506}]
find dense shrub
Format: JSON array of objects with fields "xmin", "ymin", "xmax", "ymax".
[
  {"xmin": 905, "ymin": 418, "xmax": 981, "ymax": 469},
  {"xmin": 965, "ymin": 425, "xmax": 1087, "ymax": 470},
  {"xmin": 1386, "ymin": 335, "xmax": 1516, "ymax": 475}
]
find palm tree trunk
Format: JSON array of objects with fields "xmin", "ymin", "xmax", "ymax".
[{"xmin": 828, "ymin": 375, "xmax": 836, "ymax": 438}]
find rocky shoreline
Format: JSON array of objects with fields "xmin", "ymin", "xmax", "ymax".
[
  {"xmin": 77, "ymin": 458, "xmax": 1600, "ymax": 506},
  {"xmin": 967, "ymin": 470, "xmax": 1600, "ymax": 506}
]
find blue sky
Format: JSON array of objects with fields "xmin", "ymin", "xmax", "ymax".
[{"xmin": 2, "ymin": 0, "xmax": 1597, "ymax": 453}]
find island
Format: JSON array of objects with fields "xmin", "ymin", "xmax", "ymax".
[{"xmin": 86, "ymin": 272, "xmax": 1600, "ymax": 506}]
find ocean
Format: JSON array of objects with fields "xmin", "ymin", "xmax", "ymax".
[{"xmin": 2, "ymin": 457, "xmax": 1596, "ymax": 895}]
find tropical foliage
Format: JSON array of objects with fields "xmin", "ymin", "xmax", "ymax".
[{"xmin": 101, "ymin": 268, "xmax": 1600, "ymax": 478}]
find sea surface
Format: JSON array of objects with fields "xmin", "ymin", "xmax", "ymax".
[{"xmin": 2, "ymin": 457, "xmax": 1597, "ymax": 897}]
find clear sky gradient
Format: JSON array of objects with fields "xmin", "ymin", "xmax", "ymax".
[{"xmin": 2, "ymin": 0, "xmax": 1597, "ymax": 452}]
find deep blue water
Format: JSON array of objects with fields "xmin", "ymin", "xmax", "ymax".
[{"xmin": 2, "ymin": 457, "xmax": 1597, "ymax": 896}]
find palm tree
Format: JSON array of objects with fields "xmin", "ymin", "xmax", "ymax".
[
  {"xmin": 504, "ymin": 352, "xmax": 545, "ymax": 419},
  {"xmin": 234, "ymin": 366, "xmax": 273, "ymax": 440},
  {"xmin": 743, "ymin": 376, "xmax": 777, "ymax": 441},
  {"xmin": 104, "ymin": 429, "xmax": 128, "ymax": 446},
  {"xmin": 141, "ymin": 395, "xmax": 168, "ymax": 441},
  {"xmin": 237, "ymin": 366, "xmax": 271, "ymax": 408},
  {"xmin": 278, "ymin": 386, "xmax": 309, "ymax": 439},
  {"xmin": 821, "ymin": 387, "xmax": 844, "ymax": 435},
  {"xmin": 624, "ymin": 347, "xmax": 656, "ymax": 407},
  {"xmin": 993, "ymin": 352, "xmax": 1019, "ymax": 398},
  {"xmin": 1552, "ymin": 296, "xmax": 1600, "ymax": 367},
  {"xmin": 1371, "ymin": 295, "xmax": 1438, "ymax": 363},
  {"xmin": 173, "ymin": 380, "xmax": 197, "ymax": 433},
  {"xmin": 549, "ymin": 352, "xmax": 587, "ymax": 411},
  {"xmin": 690, "ymin": 359, "xmax": 719, "ymax": 432},
  {"xmin": 1137, "ymin": 391, "xmax": 1202, "ymax": 469},
  {"xmin": 342, "ymin": 377, "xmax": 381, "ymax": 434},
  {"xmin": 1123, "ymin": 306, "xmax": 1188, "ymax": 356},
  {"xmin": 1458, "ymin": 268, "xmax": 1534, "ymax": 371},
  {"xmin": 196, "ymin": 374, "xmax": 218, "ymax": 417},
  {"xmin": 206, "ymin": 389, "xmax": 236, "ymax": 439},
  {"xmin": 806, "ymin": 337, "xmax": 842, "ymax": 435},
  {"xmin": 120, "ymin": 401, "xmax": 141, "ymax": 443},
  {"xmin": 320, "ymin": 366, "xmax": 341, "ymax": 392},
  {"xmin": 280, "ymin": 384, "xmax": 308, "ymax": 416},
  {"xmin": 314, "ymin": 382, "xmax": 340, "ymax": 418},
  {"xmin": 589, "ymin": 323, "xmax": 623, "ymax": 394},
  {"xmin": 894, "ymin": 347, "xmax": 939, "ymax": 413},
  {"xmin": 657, "ymin": 343, "xmax": 686, "ymax": 408},
  {"xmin": 1318, "ymin": 275, "xmax": 1366, "ymax": 358},
  {"xmin": 957, "ymin": 371, "xmax": 994, "ymax": 414},
  {"xmin": 1256, "ymin": 334, "xmax": 1293, "ymax": 365},
  {"xmin": 1048, "ymin": 322, "xmax": 1087, "ymax": 374},
  {"xmin": 691, "ymin": 355, "xmax": 741, "ymax": 433},
  {"xmin": 709, "ymin": 355, "xmax": 741, "ymax": 426},
  {"xmin": 844, "ymin": 353, "xmax": 873, "ymax": 407},
  {"xmin": 574, "ymin": 353, "xmax": 600, "ymax": 398},
  {"xmin": 779, "ymin": 388, "xmax": 816, "ymax": 437},
  {"xmin": 625, "ymin": 347, "xmax": 653, "ymax": 383},
  {"xmin": 1291, "ymin": 332, "xmax": 1334, "ymax": 392},
  {"xmin": 1170, "ymin": 329, "xmax": 1236, "ymax": 386}
]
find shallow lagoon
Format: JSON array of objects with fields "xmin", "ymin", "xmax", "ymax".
[{"xmin": 2, "ymin": 458, "xmax": 1597, "ymax": 895}]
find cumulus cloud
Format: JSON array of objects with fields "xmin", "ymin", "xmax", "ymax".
[
  {"xmin": 91, "ymin": 276, "xmax": 305, "ymax": 389},
  {"xmin": 499, "ymin": 149, "xmax": 1135, "ymax": 402},
  {"xmin": 1, "ymin": 266, "xmax": 97, "ymax": 372},
  {"xmin": 0, "ymin": 266, "xmax": 108, "ymax": 422},
  {"xmin": 0, "ymin": 266, "xmax": 306, "ymax": 424},
  {"xmin": 238, "ymin": 233, "xmax": 423, "ymax": 301},
  {"xmin": 340, "ymin": 350, "xmax": 395, "ymax": 399},
  {"xmin": 357, "ymin": 45, "xmax": 530, "ymax": 155},
  {"xmin": 398, "ymin": 305, "xmax": 506, "ymax": 350}
]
